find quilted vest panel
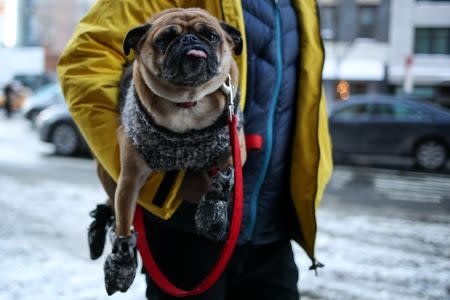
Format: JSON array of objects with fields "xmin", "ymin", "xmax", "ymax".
[{"xmin": 241, "ymin": 0, "xmax": 301, "ymax": 243}]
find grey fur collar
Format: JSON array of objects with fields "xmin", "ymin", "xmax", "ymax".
[{"xmin": 120, "ymin": 86, "xmax": 231, "ymax": 171}]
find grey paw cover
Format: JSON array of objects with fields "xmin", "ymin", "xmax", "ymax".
[
  {"xmin": 195, "ymin": 167, "xmax": 235, "ymax": 241},
  {"xmin": 104, "ymin": 230, "xmax": 138, "ymax": 295}
]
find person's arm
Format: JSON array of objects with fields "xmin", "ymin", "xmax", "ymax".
[{"xmin": 58, "ymin": 0, "xmax": 177, "ymax": 180}]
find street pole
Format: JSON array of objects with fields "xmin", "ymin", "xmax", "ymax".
[{"xmin": 403, "ymin": 54, "xmax": 414, "ymax": 95}]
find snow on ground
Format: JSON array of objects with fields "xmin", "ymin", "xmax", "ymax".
[
  {"xmin": 0, "ymin": 176, "xmax": 147, "ymax": 300},
  {"xmin": 295, "ymin": 208, "xmax": 450, "ymax": 300},
  {"xmin": 1, "ymin": 115, "xmax": 449, "ymax": 299},
  {"xmin": 1, "ymin": 173, "xmax": 448, "ymax": 300},
  {"xmin": 0, "ymin": 116, "xmax": 146, "ymax": 300},
  {"xmin": 0, "ymin": 115, "xmax": 51, "ymax": 165}
]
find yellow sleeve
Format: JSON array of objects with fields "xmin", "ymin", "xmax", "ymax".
[
  {"xmin": 57, "ymin": 0, "xmax": 182, "ymax": 218},
  {"xmin": 58, "ymin": 0, "xmax": 178, "ymax": 179}
]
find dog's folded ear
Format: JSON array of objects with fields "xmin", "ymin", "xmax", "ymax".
[
  {"xmin": 220, "ymin": 23, "xmax": 243, "ymax": 56},
  {"xmin": 123, "ymin": 23, "xmax": 152, "ymax": 56}
]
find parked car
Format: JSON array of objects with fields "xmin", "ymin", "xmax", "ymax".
[
  {"xmin": 13, "ymin": 73, "xmax": 56, "ymax": 92},
  {"xmin": 329, "ymin": 95, "xmax": 450, "ymax": 170},
  {"xmin": 36, "ymin": 103, "xmax": 90, "ymax": 156},
  {"xmin": 21, "ymin": 83, "xmax": 64, "ymax": 123}
]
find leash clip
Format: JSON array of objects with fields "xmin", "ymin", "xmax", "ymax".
[{"xmin": 221, "ymin": 74, "xmax": 234, "ymax": 121}]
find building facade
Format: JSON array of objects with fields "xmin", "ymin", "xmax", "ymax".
[
  {"xmin": 318, "ymin": 0, "xmax": 391, "ymax": 109},
  {"xmin": 319, "ymin": 0, "xmax": 450, "ymax": 109},
  {"xmin": 389, "ymin": 0, "xmax": 450, "ymax": 106},
  {"xmin": 14, "ymin": 0, "xmax": 92, "ymax": 70},
  {"xmin": 16, "ymin": 0, "xmax": 39, "ymax": 46}
]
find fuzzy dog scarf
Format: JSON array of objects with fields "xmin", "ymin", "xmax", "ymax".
[{"xmin": 121, "ymin": 86, "xmax": 233, "ymax": 171}]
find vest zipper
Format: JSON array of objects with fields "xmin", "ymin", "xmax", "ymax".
[{"xmin": 244, "ymin": 0, "xmax": 283, "ymax": 240}]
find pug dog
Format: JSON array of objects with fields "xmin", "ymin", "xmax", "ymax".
[{"xmin": 95, "ymin": 8, "xmax": 247, "ymax": 295}]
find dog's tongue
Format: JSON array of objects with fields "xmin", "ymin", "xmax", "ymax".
[
  {"xmin": 176, "ymin": 101, "xmax": 197, "ymax": 108},
  {"xmin": 186, "ymin": 49, "xmax": 207, "ymax": 59}
]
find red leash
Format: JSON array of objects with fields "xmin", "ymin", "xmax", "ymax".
[{"xmin": 133, "ymin": 112, "xmax": 243, "ymax": 297}]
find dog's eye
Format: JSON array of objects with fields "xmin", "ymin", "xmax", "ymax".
[
  {"xmin": 154, "ymin": 37, "xmax": 169, "ymax": 51},
  {"xmin": 208, "ymin": 33, "xmax": 220, "ymax": 43},
  {"xmin": 154, "ymin": 27, "xmax": 179, "ymax": 51}
]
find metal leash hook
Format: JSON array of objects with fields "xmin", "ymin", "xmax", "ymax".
[{"xmin": 221, "ymin": 74, "xmax": 234, "ymax": 121}]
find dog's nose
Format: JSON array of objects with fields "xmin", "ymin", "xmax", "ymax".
[{"xmin": 181, "ymin": 34, "xmax": 199, "ymax": 45}]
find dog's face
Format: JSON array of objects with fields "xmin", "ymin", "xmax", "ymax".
[{"xmin": 123, "ymin": 8, "xmax": 242, "ymax": 102}]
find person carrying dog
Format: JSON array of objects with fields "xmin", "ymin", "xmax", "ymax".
[
  {"xmin": 58, "ymin": 1, "xmax": 333, "ymax": 299},
  {"xmin": 2, "ymin": 81, "xmax": 22, "ymax": 118}
]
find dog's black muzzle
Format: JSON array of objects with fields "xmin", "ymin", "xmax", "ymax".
[{"xmin": 162, "ymin": 34, "xmax": 219, "ymax": 87}]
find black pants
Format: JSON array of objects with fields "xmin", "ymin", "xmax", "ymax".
[
  {"xmin": 142, "ymin": 221, "xmax": 299, "ymax": 300},
  {"xmin": 4, "ymin": 97, "xmax": 12, "ymax": 118}
]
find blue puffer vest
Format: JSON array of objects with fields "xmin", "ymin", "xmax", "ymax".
[
  {"xmin": 240, "ymin": 0, "xmax": 300, "ymax": 244},
  {"xmin": 144, "ymin": 0, "xmax": 301, "ymax": 245}
]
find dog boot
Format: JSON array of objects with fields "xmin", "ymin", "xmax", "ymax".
[
  {"xmin": 88, "ymin": 203, "xmax": 114, "ymax": 260},
  {"xmin": 104, "ymin": 230, "xmax": 138, "ymax": 295},
  {"xmin": 195, "ymin": 167, "xmax": 234, "ymax": 242}
]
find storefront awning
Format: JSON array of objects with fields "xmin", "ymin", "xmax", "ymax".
[{"xmin": 323, "ymin": 58, "xmax": 385, "ymax": 81}]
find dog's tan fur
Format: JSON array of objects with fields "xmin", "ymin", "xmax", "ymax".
[
  {"xmin": 133, "ymin": 61, "xmax": 239, "ymax": 133},
  {"xmin": 96, "ymin": 8, "xmax": 246, "ymax": 237}
]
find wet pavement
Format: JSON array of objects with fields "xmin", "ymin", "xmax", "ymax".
[
  {"xmin": 1, "ymin": 115, "xmax": 449, "ymax": 299},
  {"xmin": 297, "ymin": 166, "xmax": 450, "ymax": 300},
  {"xmin": 325, "ymin": 165, "xmax": 450, "ymax": 218}
]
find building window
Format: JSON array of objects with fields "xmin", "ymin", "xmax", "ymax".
[
  {"xmin": 415, "ymin": 28, "xmax": 450, "ymax": 54},
  {"xmin": 319, "ymin": 6, "xmax": 337, "ymax": 40},
  {"xmin": 358, "ymin": 5, "xmax": 377, "ymax": 39}
]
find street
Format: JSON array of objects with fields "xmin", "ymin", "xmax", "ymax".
[{"xmin": 0, "ymin": 115, "xmax": 449, "ymax": 300}]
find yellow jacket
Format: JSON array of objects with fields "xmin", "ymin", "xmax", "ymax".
[{"xmin": 58, "ymin": 0, "xmax": 332, "ymax": 262}]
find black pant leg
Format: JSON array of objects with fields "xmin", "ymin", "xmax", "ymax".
[
  {"xmin": 227, "ymin": 241, "xmax": 299, "ymax": 300},
  {"xmin": 144, "ymin": 273, "xmax": 226, "ymax": 300},
  {"xmin": 141, "ymin": 218, "xmax": 226, "ymax": 300}
]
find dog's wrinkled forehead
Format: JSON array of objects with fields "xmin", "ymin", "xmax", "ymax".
[
  {"xmin": 153, "ymin": 15, "xmax": 220, "ymax": 34},
  {"xmin": 151, "ymin": 9, "xmax": 222, "ymax": 32},
  {"xmin": 152, "ymin": 21, "xmax": 221, "ymax": 42},
  {"xmin": 150, "ymin": 12, "xmax": 223, "ymax": 50}
]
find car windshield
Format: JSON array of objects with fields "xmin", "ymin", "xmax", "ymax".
[
  {"xmin": 368, "ymin": 102, "xmax": 428, "ymax": 120},
  {"xmin": 33, "ymin": 84, "xmax": 61, "ymax": 98},
  {"xmin": 413, "ymin": 100, "xmax": 450, "ymax": 118},
  {"xmin": 332, "ymin": 103, "xmax": 370, "ymax": 120}
]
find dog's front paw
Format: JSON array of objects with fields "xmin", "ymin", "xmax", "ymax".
[
  {"xmin": 209, "ymin": 167, "xmax": 234, "ymax": 200},
  {"xmin": 195, "ymin": 198, "xmax": 229, "ymax": 242},
  {"xmin": 195, "ymin": 167, "xmax": 234, "ymax": 242},
  {"xmin": 104, "ymin": 230, "xmax": 138, "ymax": 295}
]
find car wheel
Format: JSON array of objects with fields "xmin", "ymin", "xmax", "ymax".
[
  {"xmin": 50, "ymin": 123, "xmax": 80, "ymax": 155},
  {"xmin": 414, "ymin": 140, "xmax": 447, "ymax": 171}
]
